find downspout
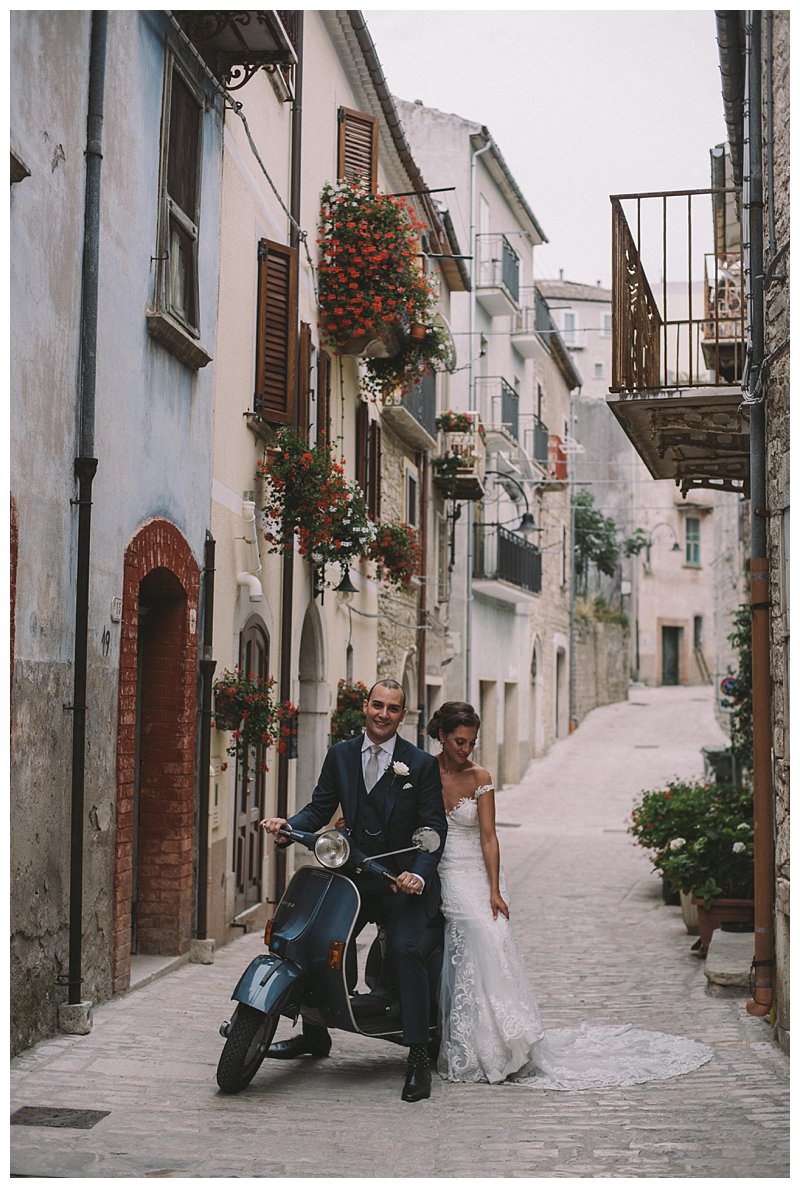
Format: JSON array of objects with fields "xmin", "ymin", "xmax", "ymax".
[
  {"xmin": 274, "ymin": 11, "xmax": 304, "ymax": 901},
  {"xmin": 417, "ymin": 453, "xmax": 429, "ymax": 748},
  {"xmin": 65, "ymin": 10, "xmax": 107, "ymax": 1013},
  {"xmin": 742, "ymin": 11, "xmax": 775, "ymax": 1018},
  {"xmin": 196, "ymin": 533, "xmax": 216, "ymax": 941},
  {"xmin": 467, "ymin": 136, "xmax": 493, "ymax": 705}
]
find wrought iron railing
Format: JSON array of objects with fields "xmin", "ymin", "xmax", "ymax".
[
  {"xmin": 610, "ymin": 189, "xmax": 744, "ymax": 392},
  {"xmin": 476, "ymin": 234, "xmax": 520, "ymax": 305},
  {"xmin": 403, "ymin": 371, "xmax": 437, "ymax": 438},
  {"xmin": 532, "ymin": 414, "xmax": 549, "ymax": 468},
  {"xmin": 475, "ymin": 377, "xmax": 519, "ymax": 442},
  {"xmin": 473, "ymin": 524, "xmax": 542, "ymax": 593}
]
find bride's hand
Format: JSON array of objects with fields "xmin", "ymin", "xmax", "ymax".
[{"xmin": 490, "ymin": 891, "xmax": 509, "ymax": 920}]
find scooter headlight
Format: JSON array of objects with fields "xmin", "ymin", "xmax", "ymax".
[{"xmin": 314, "ymin": 829, "xmax": 351, "ymax": 869}]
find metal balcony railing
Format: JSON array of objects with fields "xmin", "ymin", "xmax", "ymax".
[
  {"xmin": 476, "ymin": 234, "xmax": 520, "ymax": 305},
  {"xmin": 610, "ymin": 189, "xmax": 745, "ymax": 392},
  {"xmin": 475, "ymin": 377, "xmax": 519, "ymax": 442},
  {"xmin": 532, "ymin": 414, "xmax": 549, "ymax": 468},
  {"xmin": 473, "ymin": 524, "xmax": 542, "ymax": 594},
  {"xmin": 403, "ymin": 371, "xmax": 437, "ymax": 438}
]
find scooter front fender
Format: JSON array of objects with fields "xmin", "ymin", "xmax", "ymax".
[{"xmin": 231, "ymin": 953, "xmax": 304, "ymax": 1017}]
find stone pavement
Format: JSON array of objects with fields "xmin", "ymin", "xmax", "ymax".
[{"xmin": 10, "ymin": 686, "xmax": 789, "ymax": 1179}]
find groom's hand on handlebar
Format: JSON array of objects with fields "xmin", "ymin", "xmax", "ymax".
[
  {"xmin": 260, "ymin": 817, "xmax": 290, "ymax": 845},
  {"xmin": 395, "ymin": 870, "xmax": 424, "ymax": 896}
]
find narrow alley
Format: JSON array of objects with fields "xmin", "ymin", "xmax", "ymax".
[{"xmin": 10, "ymin": 687, "xmax": 789, "ymax": 1179}]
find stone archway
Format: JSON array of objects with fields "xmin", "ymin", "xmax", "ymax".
[
  {"xmin": 400, "ymin": 650, "xmax": 418, "ymax": 743},
  {"xmin": 294, "ymin": 603, "xmax": 328, "ymax": 872},
  {"xmin": 113, "ymin": 520, "xmax": 199, "ymax": 993}
]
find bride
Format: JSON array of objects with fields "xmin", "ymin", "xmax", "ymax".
[{"xmin": 427, "ymin": 701, "xmax": 714, "ymax": 1090}]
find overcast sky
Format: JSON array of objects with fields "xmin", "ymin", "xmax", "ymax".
[{"xmin": 362, "ymin": 7, "xmax": 728, "ymax": 288}]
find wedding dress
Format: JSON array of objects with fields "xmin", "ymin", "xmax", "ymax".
[{"xmin": 437, "ymin": 788, "xmax": 714, "ymax": 1089}]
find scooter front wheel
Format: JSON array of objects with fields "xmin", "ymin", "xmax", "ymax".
[{"xmin": 216, "ymin": 1004, "xmax": 278, "ymax": 1093}]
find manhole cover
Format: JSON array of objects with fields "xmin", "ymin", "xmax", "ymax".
[{"xmin": 11, "ymin": 1106, "xmax": 110, "ymax": 1130}]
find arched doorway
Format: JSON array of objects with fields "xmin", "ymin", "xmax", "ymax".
[
  {"xmin": 295, "ymin": 603, "xmax": 328, "ymax": 872},
  {"xmin": 555, "ymin": 646, "xmax": 568, "ymax": 738},
  {"xmin": 113, "ymin": 520, "xmax": 199, "ymax": 992},
  {"xmin": 232, "ymin": 618, "xmax": 270, "ymax": 918},
  {"xmin": 530, "ymin": 636, "xmax": 542, "ymax": 758}
]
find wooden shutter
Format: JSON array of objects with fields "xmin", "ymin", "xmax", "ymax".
[
  {"xmin": 297, "ymin": 322, "xmax": 312, "ymax": 442},
  {"xmin": 355, "ymin": 402, "xmax": 381, "ymax": 518},
  {"xmin": 317, "ymin": 349, "xmax": 331, "ymax": 441},
  {"xmin": 254, "ymin": 238, "xmax": 298, "ymax": 423},
  {"xmin": 368, "ymin": 421, "xmax": 381, "ymax": 520},
  {"xmin": 337, "ymin": 106, "xmax": 378, "ymax": 189}
]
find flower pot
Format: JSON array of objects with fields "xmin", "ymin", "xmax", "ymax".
[
  {"xmin": 339, "ymin": 326, "xmax": 401, "ymax": 359},
  {"xmin": 690, "ymin": 896, "xmax": 754, "ymax": 957},
  {"xmin": 213, "ymin": 698, "xmax": 242, "ymax": 732},
  {"xmin": 679, "ymin": 890, "xmax": 699, "ymax": 934},
  {"xmin": 409, "ymin": 322, "xmax": 428, "ymax": 343}
]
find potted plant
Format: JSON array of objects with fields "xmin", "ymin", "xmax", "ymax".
[
  {"xmin": 631, "ymin": 778, "xmax": 754, "ymax": 954},
  {"xmin": 436, "ymin": 409, "xmax": 476, "ymax": 434},
  {"xmin": 317, "ymin": 178, "xmax": 451, "ymax": 400},
  {"xmin": 257, "ymin": 427, "xmax": 374, "ymax": 583},
  {"xmin": 212, "ymin": 667, "xmax": 298, "ymax": 771},
  {"xmin": 369, "ymin": 521, "xmax": 421, "ymax": 589},
  {"xmin": 330, "ymin": 679, "xmax": 370, "ymax": 743}
]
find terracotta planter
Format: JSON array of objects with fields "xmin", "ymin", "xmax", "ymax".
[
  {"xmin": 409, "ymin": 322, "xmax": 428, "ymax": 343},
  {"xmin": 338, "ymin": 326, "xmax": 401, "ymax": 358},
  {"xmin": 690, "ymin": 895, "xmax": 754, "ymax": 957},
  {"xmin": 213, "ymin": 699, "xmax": 242, "ymax": 732}
]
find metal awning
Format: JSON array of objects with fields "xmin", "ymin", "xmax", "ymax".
[
  {"xmin": 176, "ymin": 12, "xmax": 297, "ymax": 89},
  {"xmin": 607, "ymin": 384, "xmax": 750, "ymax": 497}
]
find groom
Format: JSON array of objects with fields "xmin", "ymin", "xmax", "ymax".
[{"xmin": 261, "ymin": 678, "xmax": 447, "ymax": 1102}]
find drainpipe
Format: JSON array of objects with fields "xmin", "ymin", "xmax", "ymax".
[
  {"xmin": 417, "ymin": 453, "xmax": 429, "ymax": 748},
  {"xmin": 466, "ymin": 136, "xmax": 493, "ymax": 705},
  {"xmin": 62, "ymin": 11, "xmax": 107, "ymax": 1020},
  {"xmin": 742, "ymin": 11, "xmax": 775, "ymax": 1019},
  {"xmin": 274, "ymin": 11, "xmax": 303, "ymax": 901},
  {"xmin": 196, "ymin": 533, "xmax": 216, "ymax": 941}
]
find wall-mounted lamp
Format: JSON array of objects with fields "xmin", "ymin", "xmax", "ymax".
[
  {"xmin": 645, "ymin": 522, "xmax": 681, "ymax": 570},
  {"xmin": 334, "ymin": 569, "xmax": 358, "ymax": 603},
  {"xmin": 483, "ymin": 469, "xmax": 541, "ymax": 539}
]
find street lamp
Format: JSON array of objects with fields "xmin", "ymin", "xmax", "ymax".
[
  {"xmin": 645, "ymin": 521, "xmax": 682, "ymax": 570},
  {"xmin": 483, "ymin": 469, "xmax": 539, "ymax": 539}
]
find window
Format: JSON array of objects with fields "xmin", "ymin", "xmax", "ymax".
[
  {"xmin": 254, "ymin": 238, "xmax": 298, "ymax": 423},
  {"xmin": 685, "ymin": 516, "xmax": 701, "ymax": 566},
  {"xmin": 296, "ymin": 322, "xmax": 313, "ymax": 442},
  {"xmin": 563, "ymin": 310, "xmax": 577, "ymax": 346},
  {"xmin": 406, "ymin": 466, "xmax": 419, "ymax": 528},
  {"xmin": 338, "ymin": 107, "xmax": 378, "ymax": 189},
  {"xmin": 594, "ymin": 362, "xmax": 603, "ymax": 379},
  {"xmin": 437, "ymin": 514, "xmax": 450, "ymax": 604},
  {"xmin": 355, "ymin": 402, "xmax": 381, "ymax": 519},
  {"xmin": 148, "ymin": 54, "xmax": 211, "ymax": 368},
  {"xmin": 316, "ymin": 349, "xmax": 331, "ymax": 442},
  {"xmin": 603, "ymin": 312, "xmax": 613, "ymax": 337}
]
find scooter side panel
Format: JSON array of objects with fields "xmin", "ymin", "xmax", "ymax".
[{"xmin": 231, "ymin": 953, "xmax": 303, "ymax": 1016}]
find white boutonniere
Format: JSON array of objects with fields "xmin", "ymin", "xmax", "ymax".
[{"xmin": 392, "ymin": 760, "xmax": 410, "ymax": 784}]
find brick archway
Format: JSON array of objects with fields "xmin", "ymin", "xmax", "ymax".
[{"xmin": 113, "ymin": 520, "xmax": 200, "ymax": 993}]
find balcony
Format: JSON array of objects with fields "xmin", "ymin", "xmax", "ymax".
[
  {"xmin": 176, "ymin": 11, "xmax": 298, "ymax": 91},
  {"xmin": 511, "ymin": 294, "xmax": 538, "ymax": 358},
  {"xmin": 473, "ymin": 523, "xmax": 542, "ymax": 603},
  {"xmin": 475, "ymin": 234, "xmax": 520, "ymax": 317},
  {"xmin": 607, "ymin": 186, "xmax": 749, "ymax": 497},
  {"xmin": 432, "ymin": 411, "xmax": 485, "ymax": 501},
  {"xmin": 475, "ymin": 376, "xmax": 519, "ymax": 449},
  {"xmin": 547, "ymin": 434, "xmax": 568, "ymax": 483},
  {"xmin": 380, "ymin": 371, "xmax": 437, "ymax": 450}
]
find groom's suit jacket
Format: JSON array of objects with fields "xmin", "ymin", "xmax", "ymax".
[{"xmin": 288, "ymin": 733, "xmax": 447, "ymax": 915}]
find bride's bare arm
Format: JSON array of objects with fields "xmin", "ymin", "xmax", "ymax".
[{"xmin": 476, "ymin": 780, "xmax": 510, "ymax": 920}]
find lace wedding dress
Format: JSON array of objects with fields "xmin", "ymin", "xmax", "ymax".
[{"xmin": 437, "ymin": 788, "xmax": 714, "ymax": 1089}]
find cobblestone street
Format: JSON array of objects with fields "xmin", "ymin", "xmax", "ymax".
[{"xmin": 10, "ymin": 686, "xmax": 789, "ymax": 1179}]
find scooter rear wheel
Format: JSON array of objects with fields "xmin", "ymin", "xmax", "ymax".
[{"xmin": 216, "ymin": 1004, "xmax": 278, "ymax": 1093}]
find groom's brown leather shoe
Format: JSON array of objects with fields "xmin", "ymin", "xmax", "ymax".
[
  {"xmin": 401, "ymin": 1063, "xmax": 431, "ymax": 1102},
  {"xmin": 266, "ymin": 1034, "xmax": 331, "ymax": 1060}
]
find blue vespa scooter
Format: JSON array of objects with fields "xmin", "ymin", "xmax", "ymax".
[{"xmin": 216, "ymin": 825, "xmax": 443, "ymax": 1093}]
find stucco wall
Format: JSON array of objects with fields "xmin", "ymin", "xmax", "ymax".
[{"xmin": 573, "ymin": 619, "xmax": 630, "ymax": 727}]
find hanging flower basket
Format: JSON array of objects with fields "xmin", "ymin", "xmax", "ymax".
[
  {"xmin": 212, "ymin": 667, "xmax": 298, "ymax": 771},
  {"xmin": 317, "ymin": 178, "xmax": 449, "ymax": 400},
  {"xmin": 330, "ymin": 678, "xmax": 370, "ymax": 743},
  {"xmin": 257, "ymin": 427, "xmax": 375, "ymax": 582},
  {"xmin": 369, "ymin": 521, "xmax": 421, "ymax": 589}
]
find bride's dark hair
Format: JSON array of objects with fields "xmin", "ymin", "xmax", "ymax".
[{"xmin": 426, "ymin": 701, "xmax": 481, "ymax": 740}]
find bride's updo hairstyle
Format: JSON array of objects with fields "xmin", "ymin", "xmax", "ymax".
[{"xmin": 426, "ymin": 701, "xmax": 481, "ymax": 741}]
